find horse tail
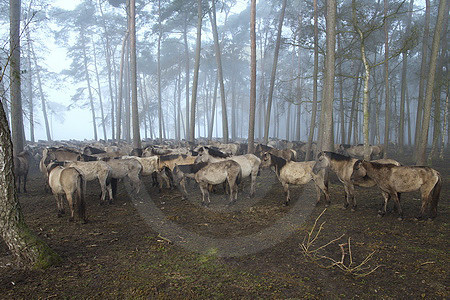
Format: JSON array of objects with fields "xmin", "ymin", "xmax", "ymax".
[
  {"xmin": 76, "ymin": 172, "xmax": 87, "ymax": 222},
  {"xmin": 429, "ymin": 171, "xmax": 442, "ymax": 218}
]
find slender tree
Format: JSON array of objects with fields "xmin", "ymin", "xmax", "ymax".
[
  {"xmin": 129, "ymin": 0, "xmax": 140, "ymax": 149},
  {"xmin": 263, "ymin": 0, "xmax": 287, "ymax": 145},
  {"xmin": 189, "ymin": 0, "xmax": 202, "ymax": 143},
  {"xmin": 248, "ymin": 0, "xmax": 257, "ymax": 154},
  {"xmin": 416, "ymin": 0, "xmax": 446, "ymax": 165}
]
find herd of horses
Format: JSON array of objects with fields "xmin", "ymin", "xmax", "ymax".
[{"xmin": 13, "ymin": 139, "xmax": 442, "ymax": 223}]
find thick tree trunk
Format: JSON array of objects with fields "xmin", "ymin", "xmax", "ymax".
[
  {"xmin": 0, "ymin": 100, "xmax": 60, "ymax": 269},
  {"xmin": 10, "ymin": 0, "xmax": 24, "ymax": 155},
  {"xmin": 414, "ymin": 0, "xmax": 430, "ymax": 154},
  {"xmin": 416, "ymin": 0, "xmax": 446, "ymax": 165},
  {"xmin": 129, "ymin": 0, "xmax": 140, "ymax": 149},
  {"xmin": 263, "ymin": 0, "xmax": 287, "ymax": 145}
]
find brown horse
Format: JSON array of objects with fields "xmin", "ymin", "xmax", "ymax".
[
  {"xmin": 47, "ymin": 162, "xmax": 86, "ymax": 222},
  {"xmin": 255, "ymin": 144, "xmax": 297, "ymax": 162},
  {"xmin": 351, "ymin": 160, "xmax": 441, "ymax": 220},
  {"xmin": 14, "ymin": 150, "xmax": 31, "ymax": 193},
  {"xmin": 312, "ymin": 151, "xmax": 401, "ymax": 211}
]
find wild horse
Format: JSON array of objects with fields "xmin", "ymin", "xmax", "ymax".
[{"xmin": 351, "ymin": 160, "xmax": 441, "ymax": 220}]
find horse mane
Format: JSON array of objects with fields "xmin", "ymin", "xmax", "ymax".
[
  {"xmin": 193, "ymin": 161, "xmax": 208, "ymax": 173},
  {"xmin": 159, "ymin": 154, "xmax": 180, "ymax": 162},
  {"xmin": 269, "ymin": 153, "xmax": 287, "ymax": 176},
  {"xmin": 325, "ymin": 151, "xmax": 351, "ymax": 161},
  {"xmin": 206, "ymin": 146, "xmax": 229, "ymax": 158}
]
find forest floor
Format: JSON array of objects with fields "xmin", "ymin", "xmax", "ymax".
[{"xmin": 0, "ymin": 151, "xmax": 449, "ymax": 299}]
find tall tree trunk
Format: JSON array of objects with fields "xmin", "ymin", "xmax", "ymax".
[
  {"xmin": 0, "ymin": 87, "xmax": 61, "ymax": 269},
  {"xmin": 92, "ymin": 39, "xmax": 107, "ymax": 141},
  {"xmin": 398, "ymin": 0, "xmax": 414, "ymax": 153},
  {"xmin": 183, "ymin": 18, "xmax": 190, "ymax": 141},
  {"xmin": 10, "ymin": 0, "xmax": 24, "ymax": 155},
  {"xmin": 319, "ymin": 0, "xmax": 336, "ymax": 152},
  {"xmin": 231, "ymin": 78, "xmax": 236, "ymax": 140},
  {"xmin": 414, "ymin": 0, "xmax": 430, "ymax": 154},
  {"xmin": 124, "ymin": 43, "xmax": 131, "ymax": 142},
  {"xmin": 80, "ymin": 28, "xmax": 98, "ymax": 141},
  {"xmin": 25, "ymin": 26, "xmax": 34, "ymax": 143},
  {"xmin": 30, "ymin": 43, "xmax": 51, "ymax": 141},
  {"xmin": 208, "ymin": 0, "xmax": 228, "ymax": 143},
  {"xmin": 189, "ymin": 0, "xmax": 202, "ymax": 143},
  {"xmin": 208, "ymin": 73, "xmax": 218, "ymax": 141},
  {"xmin": 337, "ymin": 32, "xmax": 345, "ymax": 144},
  {"xmin": 383, "ymin": 0, "xmax": 390, "ymax": 157},
  {"xmin": 129, "ymin": 0, "xmax": 140, "ymax": 149},
  {"xmin": 305, "ymin": 0, "xmax": 319, "ymax": 161},
  {"xmin": 263, "ymin": 0, "xmax": 287, "ymax": 145},
  {"xmin": 416, "ymin": 0, "xmax": 446, "ymax": 165},
  {"xmin": 157, "ymin": 0, "xmax": 163, "ymax": 144},
  {"xmin": 353, "ymin": 0, "xmax": 371, "ymax": 160},
  {"xmin": 98, "ymin": 0, "xmax": 115, "ymax": 141},
  {"xmin": 116, "ymin": 32, "xmax": 129, "ymax": 140}
]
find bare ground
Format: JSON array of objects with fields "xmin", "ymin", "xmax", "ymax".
[{"xmin": 0, "ymin": 153, "xmax": 448, "ymax": 299}]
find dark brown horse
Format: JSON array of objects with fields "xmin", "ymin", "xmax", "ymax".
[
  {"xmin": 351, "ymin": 160, "xmax": 441, "ymax": 220},
  {"xmin": 312, "ymin": 151, "xmax": 401, "ymax": 211},
  {"xmin": 14, "ymin": 150, "xmax": 31, "ymax": 193}
]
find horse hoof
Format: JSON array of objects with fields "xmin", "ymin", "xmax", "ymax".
[
  {"xmin": 377, "ymin": 213, "xmax": 384, "ymax": 218},
  {"xmin": 397, "ymin": 217, "xmax": 403, "ymax": 221},
  {"xmin": 283, "ymin": 202, "xmax": 289, "ymax": 206}
]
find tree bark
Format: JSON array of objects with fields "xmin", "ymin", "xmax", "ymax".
[
  {"xmin": 248, "ymin": 0, "xmax": 256, "ymax": 153},
  {"xmin": 414, "ymin": 0, "xmax": 430, "ymax": 154},
  {"xmin": 320, "ymin": 0, "xmax": 336, "ymax": 152},
  {"xmin": 183, "ymin": 18, "xmax": 190, "ymax": 141},
  {"xmin": 416, "ymin": 0, "xmax": 446, "ymax": 165},
  {"xmin": 0, "ymin": 97, "xmax": 60, "ymax": 269},
  {"xmin": 129, "ymin": 0, "xmax": 140, "ymax": 149},
  {"xmin": 25, "ymin": 27, "xmax": 34, "ymax": 143},
  {"xmin": 116, "ymin": 32, "xmax": 129, "ymax": 140},
  {"xmin": 10, "ymin": 0, "xmax": 24, "ymax": 155}
]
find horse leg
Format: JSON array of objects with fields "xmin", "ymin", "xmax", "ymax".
[
  {"xmin": 313, "ymin": 176, "xmax": 330, "ymax": 206},
  {"xmin": 66, "ymin": 192, "xmax": 75, "ymax": 222},
  {"xmin": 179, "ymin": 177, "xmax": 188, "ymax": 200},
  {"xmin": 347, "ymin": 184, "xmax": 356, "ymax": 211},
  {"xmin": 227, "ymin": 176, "xmax": 237, "ymax": 206},
  {"xmin": 249, "ymin": 172, "xmax": 256, "ymax": 197},
  {"xmin": 282, "ymin": 182, "xmax": 290, "ymax": 206},
  {"xmin": 391, "ymin": 191, "xmax": 403, "ymax": 220},
  {"xmin": 99, "ymin": 178, "xmax": 107, "ymax": 205},
  {"xmin": 55, "ymin": 195, "xmax": 64, "ymax": 217},
  {"xmin": 378, "ymin": 191, "xmax": 390, "ymax": 216},
  {"xmin": 23, "ymin": 173, "xmax": 27, "ymax": 193},
  {"xmin": 111, "ymin": 178, "xmax": 118, "ymax": 200},
  {"xmin": 199, "ymin": 182, "xmax": 210, "ymax": 207}
]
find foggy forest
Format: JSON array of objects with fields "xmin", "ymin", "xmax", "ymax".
[{"xmin": 0, "ymin": 0, "xmax": 447, "ymax": 161}]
